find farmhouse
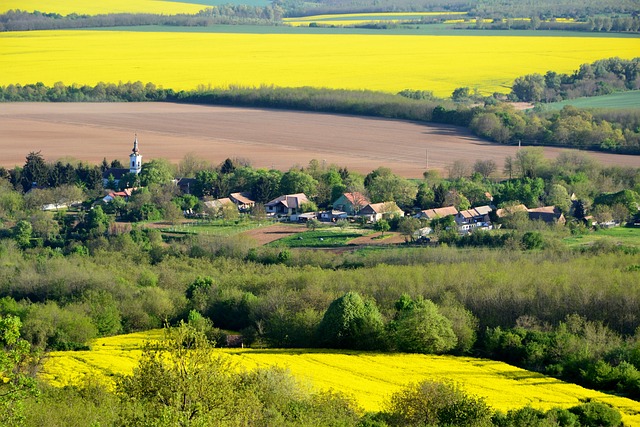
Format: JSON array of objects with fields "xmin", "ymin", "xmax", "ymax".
[
  {"xmin": 265, "ymin": 193, "xmax": 309, "ymax": 218},
  {"xmin": 102, "ymin": 188, "xmax": 136, "ymax": 203},
  {"xmin": 332, "ymin": 192, "xmax": 370, "ymax": 215},
  {"xmin": 229, "ymin": 192, "xmax": 256, "ymax": 212},
  {"xmin": 204, "ymin": 198, "xmax": 234, "ymax": 211},
  {"xmin": 528, "ymin": 206, "xmax": 566, "ymax": 225},
  {"xmin": 455, "ymin": 205, "xmax": 493, "ymax": 232},
  {"xmin": 495, "ymin": 204, "xmax": 528, "ymax": 219},
  {"xmin": 358, "ymin": 202, "xmax": 404, "ymax": 222},
  {"xmin": 415, "ymin": 206, "xmax": 458, "ymax": 220},
  {"xmin": 318, "ymin": 210, "xmax": 348, "ymax": 222}
]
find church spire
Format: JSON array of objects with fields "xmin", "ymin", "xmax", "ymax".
[
  {"xmin": 132, "ymin": 133, "xmax": 139, "ymax": 154},
  {"xmin": 129, "ymin": 133, "xmax": 142, "ymax": 175}
]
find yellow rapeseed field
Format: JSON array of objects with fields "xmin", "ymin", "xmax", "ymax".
[
  {"xmin": 41, "ymin": 331, "xmax": 640, "ymax": 425},
  {"xmin": 1, "ymin": 30, "xmax": 638, "ymax": 96},
  {"xmin": 283, "ymin": 11, "xmax": 466, "ymax": 26},
  {"xmin": 0, "ymin": 0, "xmax": 208, "ymax": 15}
]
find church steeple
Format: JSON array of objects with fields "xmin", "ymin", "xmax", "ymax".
[{"xmin": 129, "ymin": 134, "xmax": 142, "ymax": 175}]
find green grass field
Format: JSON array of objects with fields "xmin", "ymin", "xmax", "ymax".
[
  {"xmin": 160, "ymin": 219, "xmax": 269, "ymax": 236},
  {"xmin": 268, "ymin": 228, "xmax": 366, "ymax": 248},
  {"xmin": 563, "ymin": 226, "xmax": 640, "ymax": 248},
  {"xmin": 540, "ymin": 90, "xmax": 640, "ymax": 111},
  {"xmin": 40, "ymin": 330, "xmax": 640, "ymax": 425}
]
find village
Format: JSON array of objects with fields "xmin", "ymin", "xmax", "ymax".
[{"xmin": 88, "ymin": 135, "xmax": 631, "ymax": 248}]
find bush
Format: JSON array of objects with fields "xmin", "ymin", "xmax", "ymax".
[
  {"xmin": 392, "ymin": 296, "xmax": 457, "ymax": 354},
  {"xmin": 316, "ymin": 292, "xmax": 386, "ymax": 350},
  {"xmin": 386, "ymin": 379, "xmax": 492, "ymax": 427},
  {"xmin": 568, "ymin": 400, "xmax": 622, "ymax": 427}
]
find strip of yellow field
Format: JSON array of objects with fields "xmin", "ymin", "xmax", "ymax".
[
  {"xmin": 40, "ymin": 331, "xmax": 640, "ymax": 425},
  {"xmin": 2, "ymin": 30, "xmax": 639, "ymax": 96},
  {"xmin": 0, "ymin": 0, "xmax": 208, "ymax": 15},
  {"xmin": 283, "ymin": 11, "xmax": 467, "ymax": 25}
]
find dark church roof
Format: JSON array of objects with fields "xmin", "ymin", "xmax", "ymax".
[{"xmin": 102, "ymin": 168, "xmax": 130, "ymax": 180}]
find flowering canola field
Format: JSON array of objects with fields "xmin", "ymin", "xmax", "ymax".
[
  {"xmin": 2, "ymin": 30, "xmax": 638, "ymax": 96},
  {"xmin": 283, "ymin": 11, "xmax": 466, "ymax": 27},
  {"xmin": 42, "ymin": 330, "xmax": 640, "ymax": 425},
  {"xmin": 0, "ymin": 0, "xmax": 209, "ymax": 15}
]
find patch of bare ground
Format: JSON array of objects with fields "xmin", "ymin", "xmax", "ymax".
[
  {"xmin": 1, "ymin": 102, "xmax": 638, "ymax": 178},
  {"xmin": 347, "ymin": 232, "xmax": 405, "ymax": 246},
  {"xmin": 241, "ymin": 223, "xmax": 307, "ymax": 245},
  {"xmin": 508, "ymin": 102, "xmax": 535, "ymax": 111}
]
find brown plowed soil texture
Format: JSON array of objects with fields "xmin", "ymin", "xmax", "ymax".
[
  {"xmin": 2, "ymin": 103, "xmax": 638, "ymax": 178},
  {"xmin": 242, "ymin": 224, "xmax": 307, "ymax": 245}
]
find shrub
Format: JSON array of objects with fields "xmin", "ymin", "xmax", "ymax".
[
  {"xmin": 568, "ymin": 400, "xmax": 622, "ymax": 427},
  {"xmin": 392, "ymin": 296, "xmax": 457, "ymax": 354},
  {"xmin": 316, "ymin": 292, "xmax": 386, "ymax": 350},
  {"xmin": 386, "ymin": 379, "xmax": 492, "ymax": 427}
]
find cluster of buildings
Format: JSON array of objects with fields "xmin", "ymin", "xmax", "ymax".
[{"xmin": 101, "ymin": 136, "xmax": 568, "ymax": 233}]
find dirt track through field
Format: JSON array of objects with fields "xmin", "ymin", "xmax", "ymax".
[{"xmin": 1, "ymin": 103, "xmax": 637, "ymax": 177}]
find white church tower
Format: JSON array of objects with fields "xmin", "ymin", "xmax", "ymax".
[{"xmin": 129, "ymin": 134, "xmax": 142, "ymax": 175}]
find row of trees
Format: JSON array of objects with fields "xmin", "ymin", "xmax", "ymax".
[
  {"xmin": 0, "ymin": 6, "xmax": 283, "ymax": 31},
  {"xmin": 285, "ymin": 0, "xmax": 639, "ymax": 20},
  {"xmin": 510, "ymin": 57, "xmax": 640, "ymax": 103},
  {"xmin": 451, "ymin": 15, "xmax": 640, "ymax": 33},
  {"xmin": 2, "ymin": 60, "xmax": 639, "ymax": 153}
]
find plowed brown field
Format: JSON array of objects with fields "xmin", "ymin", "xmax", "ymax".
[{"xmin": 1, "ymin": 103, "xmax": 637, "ymax": 178}]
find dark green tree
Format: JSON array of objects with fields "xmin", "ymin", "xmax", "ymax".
[
  {"xmin": 20, "ymin": 151, "xmax": 49, "ymax": 192},
  {"xmin": 316, "ymin": 292, "xmax": 385, "ymax": 350},
  {"xmin": 392, "ymin": 296, "xmax": 457, "ymax": 354}
]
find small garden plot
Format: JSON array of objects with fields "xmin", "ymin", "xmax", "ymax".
[
  {"xmin": 161, "ymin": 219, "xmax": 268, "ymax": 236},
  {"xmin": 268, "ymin": 229, "xmax": 367, "ymax": 248},
  {"xmin": 563, "ymin": 226, "xmax": 640, "ymax": 248}
]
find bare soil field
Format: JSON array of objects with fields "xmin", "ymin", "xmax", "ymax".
[
  {"xmin": 1, "ymin": 102, "xmax": 637, "ymax": 178},
  {"xmin": 241, "ymin": 223, "xmax": 307, "ymax": 245}
]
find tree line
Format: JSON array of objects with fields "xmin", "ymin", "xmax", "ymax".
[
  {"xmin": 2, "ymin": 60, "xmax": 639, "ymax": 153},
  {"xmin": 509, "ymin": 57, "xmax": 640, "ymax": 103},
  {"xmin": 0, "ymin": 6, "xmax": 283, "ymax": 31},
  {"xmin": 283, "ymin": 0, "xmax": 639, "ymax": 26}
]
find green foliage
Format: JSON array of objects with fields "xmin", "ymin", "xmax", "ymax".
[
  {"xmin": 392, "ymin": 296, "xmax": 457, "ymax": 354},
  {"xmin": 115, "ymin": 322, "xmax": 361, "ymax": 426},
  {"xmin": 12, "ymin": 220, "xmax": 32, "ymax": 249},
  {"xmin": 23, "ymin": 381, "xmax": 119, "ymax": 427},
  {"xmin": 594, "ymin": 189, "xmax": 640, "ymax": 217},
  {"xmin": 511, "ymin": 58, "xmax": 640, "ymax": 104},
  {"xmin": 21, "ymin": 302, "xmax": 97, "ymax": 350},
  {"xmin": 374, "ymin": 219, "xmax": 390, "ymax": 236},
  {"xmin": 438, "ymin": 295, "xmax": 478, "ymax": 354},
  {"xmin": 569, "ymin": 400, "xmax": 622, "ymax": 427},
  {"xmin": 317, "ymin": 292, "xmax": 386, "ymax": 350},
  {"xmin": 280, "ymin": 169, "xmax": 317, "ymax": 196},
  {"xmin": 522, "ymin": 231, "xmax": 544, "ymax": 250},
  {"xmin": 82, "ymin": 290, "xmax": 122, "ymax": 337},
  {"xmin": 385, "ymin": 379, "xmax": 492, "ymax": 427},
  {"xmin": 397, "ymin": 217, "xmax": 422, "ymax": 242},
  {"xmin": 0, "ymin": 315, "xmax": 38, "ymax": 427},
  {"xmin": 367, "ymin": 172, "xmax": 417, "ymax": 209}
]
